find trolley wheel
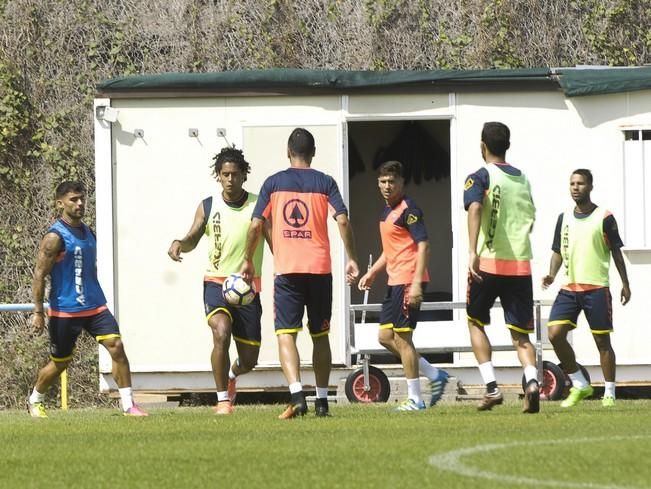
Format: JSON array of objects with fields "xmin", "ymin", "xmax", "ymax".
[
  {"xmin": 521, "ymin": 360, "xmax": 566, "ymax": 401},
  {"xmin": 344, "ymin": 366, "xmax": 391, "ymax": 403},
  {"xmin": 558, "ymin": 362, "xmax": 591, "ymax": 397}
]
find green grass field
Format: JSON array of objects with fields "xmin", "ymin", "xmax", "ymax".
[{"xmin": 2, "ymin": 399, "xmax": 651, "ymax": 489}]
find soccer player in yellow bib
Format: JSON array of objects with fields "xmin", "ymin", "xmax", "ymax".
[
  {"xmin": 464, "ymin": 122, "xmax": 539, "ymax": 414},
  {"xmin": 542, "ymin": 169, "xmax": 631, "ymax": 408},
  {"xmin": 168, "ymin": 147, "xmax": 269, "ymax": 415}
]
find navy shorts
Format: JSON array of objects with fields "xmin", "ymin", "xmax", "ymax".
[
  {"xmin": 48, "ymin": 308, "xmax": 120, "ymax": 362},
  {"xmin": 204, "ymin": 281, "xmax": 262, "ymax": 345},
  {"xmin": 273, "ymin": 273, "xmax": 332, "ymax": 337},
  {"xmin": 548, "ymin": 288, "xmax": 613, "ymax": 334},
  {"xmin": 466, "ymin": 272, "xmax": 534, "ymax": 333},
  {"xmin": 379, "ymin": 283, "xmax": 427, "ymax": 333}
]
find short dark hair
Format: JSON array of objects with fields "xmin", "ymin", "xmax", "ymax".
[
  {"xmin": 572, "ymin": 168, "xmax": 593, "ymax": 185},
  {"xmin": 55, "ymin": 181, "xmax": 85, "ymax": 199},
  {"xmin": 378, "ymin": 160, "xmax": 403, "ymax": 178},
  {"xmin": 481, "ymin": 122, "xmax": 510, "ymax": 157},
  {"xmin": 287, "ymin": 128, "xmax": 315, "ymax": 159},
  {"xmin": 212, "ymin": 146, "xmax": 250, "ymax": 179}
]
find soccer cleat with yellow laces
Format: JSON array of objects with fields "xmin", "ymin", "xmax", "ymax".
[
  {"xmin": 395, "ymin": 399, "xmax": 426, "ymax": 411},
  {"xmin": 27, "ymin": 401, "xmax": 48, "ymax": 418}
]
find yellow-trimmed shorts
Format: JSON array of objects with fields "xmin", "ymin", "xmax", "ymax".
[
  {"xmin": 48, "ymin": 308, "xmax": 120, "ymax": 362},
  {"xmin": 466, "ymin": 271, "xmax": 534, "ymax": 333},
  {"xmin": 379, "ymin": 283, "xmax": 427, "ymax": 332},
  {"xmin": 204, "ymin": 281, "xmax": 262, "ymax": 345},
  {"xmin": 273, "ymin": 273, "xmax": 332, "ymax": 337},
  {"xmin": 548, "ymin": 287, "xmax": 613, "ymax": 334}
]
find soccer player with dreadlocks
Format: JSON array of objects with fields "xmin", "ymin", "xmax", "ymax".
[{"xmin": 168, "ymin": 147, "xmax": 271, "ymax": 415}]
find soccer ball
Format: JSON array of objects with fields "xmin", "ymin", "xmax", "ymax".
[{"xmin": 222, "ymin": 274, "xmax": 256, "ymax": 306}]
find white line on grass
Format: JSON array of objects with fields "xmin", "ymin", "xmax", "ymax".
[{"xmin": 428, "ymin": 435, "xmax": 650, "ymax": 489}]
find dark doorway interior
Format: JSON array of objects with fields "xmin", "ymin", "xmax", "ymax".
[{"xmin": 348, "ymin": 119, "xmax": 452, "ymax": 322}]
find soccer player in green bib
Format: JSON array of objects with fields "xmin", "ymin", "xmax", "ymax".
[
  {"xmin": 464, "ymin": 122, "xmax": 539, "ymax": 413},
  {"xmin": 542, "ymin": 169, "xmax": 631, "ymax": 408},
  {"xmin": 168, "ymin": 147, "xmax": 268, "ymax": 415}
]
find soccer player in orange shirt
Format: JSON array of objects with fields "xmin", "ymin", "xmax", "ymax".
[
  {"xmin": 241, "ymin": 128, "xmax": 359, "ymax": 418},
  {"xmin": 359, "ymin": 161, "xmax": 449, "ymax": 411}
]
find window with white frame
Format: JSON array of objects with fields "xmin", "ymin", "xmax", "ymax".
[{"xmin": 623, "ymin": 129, "xmax": 651, "ymax": 248}]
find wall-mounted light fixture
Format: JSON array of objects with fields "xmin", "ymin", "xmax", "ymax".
[{"xmin": 95, "ymin": 105, "xmax": 119, "ymax": 123}]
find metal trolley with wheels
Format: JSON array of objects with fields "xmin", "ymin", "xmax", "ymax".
[{"xmin": 346, "ymin": 300, "xmax": 587, "ymax": 403}]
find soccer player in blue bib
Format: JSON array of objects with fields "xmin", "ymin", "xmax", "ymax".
[
  {"xmin": 542, "ymin": 169, "xmax": 631, "ymax": 408},
  {"xmin": 28, "ymin": 181, "xmax": 147, "ymax": 417}
]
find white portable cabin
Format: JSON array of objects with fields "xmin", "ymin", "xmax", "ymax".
[{"xmin": 94, "ymin": 67, "xmax": 651, "ymax": 396}]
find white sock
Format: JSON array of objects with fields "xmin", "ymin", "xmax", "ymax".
[
  {"xmin": 568, "ymin": 369, "xmax": 589, "ymax": 389},
  {"xmin": 478, "ymin": 361, "xmax": 496, "ymax": 385},
  {"xmin": 119, "ymin": 387, "xmax": 134, "ymax": 411},
  {"xmin": 523, "ymin": 365, "xmax": 538, "ymax": 384},
  {"xmin": 418, "ymin": 357, "xmax": 440, "ymax": 380},
  {"xmin": 316, "ymin": 387, "xmax": 329, "ymax": 399},
  {"xmin": 407, "ymin": 378, "xmax": 421, "ymax": 404},
  {"xmin": 604, "ymin": 381, "xmax": 616, "ymax": 398},
  {"xmin": 288, "ymin": 382, "xmax": 303, "ymax": 394},
  {"xmin": 29, "ymin": 388, "xmax": 45, "ymax": 404},
  {"xmin": 217, "ymin": 390, "xmax": 229, "ymax": 402}
]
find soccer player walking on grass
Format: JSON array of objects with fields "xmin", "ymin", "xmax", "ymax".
[
  {"xmin": 168, "ymin": 147, "xmax": 269, "ymax": 415},
  {"xmin": 542, "ymin": 169, "xmax": 630, "ymax": 408},
  {"xmin": 28, "ymin": 181, "xmax": 147, "ymax": 417},
  {"xmin": 358, "ymin": 161, "xmax": 449, "ymax": 411},
  {"xmin": 464, "ymin": 122, "xmax": 540, "ymax": 414},
  {"xmin": 241, "ymin": 128, "xmax": 359, "ymax": 419}
]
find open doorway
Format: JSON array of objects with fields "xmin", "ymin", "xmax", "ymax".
[{"xmin": 347, "ymin": 119, "xmax": 452, "ymax": 322}]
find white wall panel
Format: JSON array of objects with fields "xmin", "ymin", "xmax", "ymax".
[{"xmin": 96, "ymin": 87, "xmax": 651, "ymax": 387}]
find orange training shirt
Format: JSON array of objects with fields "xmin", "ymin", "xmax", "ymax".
[
  {"xmin": 252, "ymin": 167, "xmax": 348, "ymax": 275},
  {"xmin": 379, "ymin": 196, "xmax": 430, "ymax": 286}
]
